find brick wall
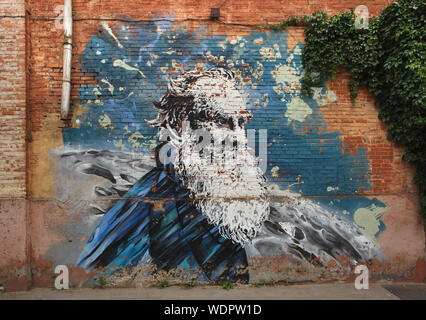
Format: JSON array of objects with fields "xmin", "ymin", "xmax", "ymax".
[
  {"xmin": 27, "ymin": 0, "xmax": 396, "ymax": 138},
  {"xmin": 26, "ymin": 0, "xmax": 408, "ymax": 199},
  {"xmin": 1, "ymin": 0, "xmax": 424, "ymax": 291},
  {"xmin": 0, "ymin": 0, "xmax": 30, "ymax": 291},
  {"xmin": 0, "ymin": 0, "xmax": 26, "ymax": 198}
]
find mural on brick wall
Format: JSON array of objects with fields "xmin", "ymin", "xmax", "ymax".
[{"xmin": 53, "ymin": 21, "xmax": 389, "ymax": 284}]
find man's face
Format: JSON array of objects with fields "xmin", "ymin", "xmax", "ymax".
[
  {"xmin": 173, "ymin": 76, "xmax": 269, "ymax": 246},
  {"xmin": 190, "ymin": 78, "xmax": 252, "ymax": 132},
  {"xmin": 178, "ymin": 77, "xmax": 254, "ymax": 168}
]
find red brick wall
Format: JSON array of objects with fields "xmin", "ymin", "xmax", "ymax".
[
  {"xmin": 2, "ymin": 0, "xmax": 425, "ymax": 291},
  {"xmin": 0, "ymin": 0, "xmax": 30, "ymax": 291},
  {"xmin": 0, "ymin": 0, "xmax": 26, "ymax": 198}
]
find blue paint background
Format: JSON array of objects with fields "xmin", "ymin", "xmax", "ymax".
[{"xmin": 62, "ymin": 21, "xmax": 386, "ymax": 237}]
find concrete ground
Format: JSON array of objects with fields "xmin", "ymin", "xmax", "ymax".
[{"xmin": 1, "ymin": 282, "xmax": 425, "ymax": 300}]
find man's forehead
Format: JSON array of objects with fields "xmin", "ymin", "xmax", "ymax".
[{"xmin": 192, "ymin": 77, "xmax": 248, "ymax": 115}]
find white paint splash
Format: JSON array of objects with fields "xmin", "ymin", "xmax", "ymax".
[
  {"xmin": 327, "ymin": 90, "xmax": 337, "ymax": 102},
  {"xmin": 229, "ymin": 36, "xmax": 242, "ymax": 45},
  {"xmin": 271, "ymin": 166, "xmax": 280, "ymax": 178},
  {"xmin": 312, "ymin": 87, "xmax": 337, "ymax": 106},
  {"xmin": 100, "ymin": 79, "xmax": 114, "ymax": 95},
  {"xmin": 259, "ymin": 46, "xmax": 280, "ymax": 61},
  {"xmin": 267, "ymin": 184, "xmax": 302, "ymax": 197},
  {"xmin": 165, "ymin": 49, "xmax": 176, "ymax": 55},
  {"xmin": 327, "ymin": 186, "xmax": 339, "ymax": 192},
  {"xmin": 101, "ymin": 22, "xmax": 123, "ymax": 48},
  {"xmin": 285, "ymin": 96, "xmax": 312, "ymax": 122},
  {"xmin": 353, "ymin": 204, "xmax": 388, "ymax": 243},
  {"xmin": 271, "ymin": 64, "xmax": 300, "ymax": 95},
  {"xmin": 271, "ymin": 51, "xmax": 337, "ymax": 122},
  {"xmin": 113, "ymin": 59, "xmax": 145, "ymax": 78}
]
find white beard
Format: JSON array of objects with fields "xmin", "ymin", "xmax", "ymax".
[{"xmin": 169, "ymin": 122, "xmax": 270, "ymax": 246}]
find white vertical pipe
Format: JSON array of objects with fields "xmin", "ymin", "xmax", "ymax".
[{"xmin": 61, "ymin": 0, "xmax": 72, "ymax": 119}]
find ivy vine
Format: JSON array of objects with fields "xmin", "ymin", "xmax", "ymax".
[{"xmin": 266, "ymin": 0, "xmax": 426, "ymax": 217}]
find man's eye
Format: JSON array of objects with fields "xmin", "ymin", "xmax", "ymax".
[
  {"xmin": 214, "ymin": 116, "xmax": 237, "ymax": 130},
  {"xmin": 219, "ymin": 117, "xmax": 228, "ymax": 125},
  {"xmin": 238, "ymin": 117, "xmax": 245, "ymax": 127},
  {"xmin": 198, "ymin": 110, "xmax": 209, "ymax": 121}
]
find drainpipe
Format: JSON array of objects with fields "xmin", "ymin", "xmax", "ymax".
[{"xmin": 61, "ymin": 0, "xmax": 72, "ymax": 119}]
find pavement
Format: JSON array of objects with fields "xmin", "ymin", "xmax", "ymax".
[{"xmin": 0, "ymin": 282, "xmax": 425, "ymax": 300}]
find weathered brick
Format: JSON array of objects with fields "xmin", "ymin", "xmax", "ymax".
[{"xmin": 1, "ymin": 0, "xmax": 425, "ymax": 290}]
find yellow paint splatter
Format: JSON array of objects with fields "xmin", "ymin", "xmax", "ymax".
[
  {"xmin": 271, "ymin": 166, "xmax": 280, "ymax": 178},
  {"xmin": 98, "ymin": 113, "xmax": 112, "ymax": 129},
  {"xmin": 114, "ymin": 139, "xmax": 127, "ymax": 151},
  {"xmin": 353, "ymin": 204, "xmax": 388, "ymax": 243}
]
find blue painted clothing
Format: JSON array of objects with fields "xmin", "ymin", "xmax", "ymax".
[{"xmin": 77, "ymin": 144, "xmax": 249, "ymax": 283}]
